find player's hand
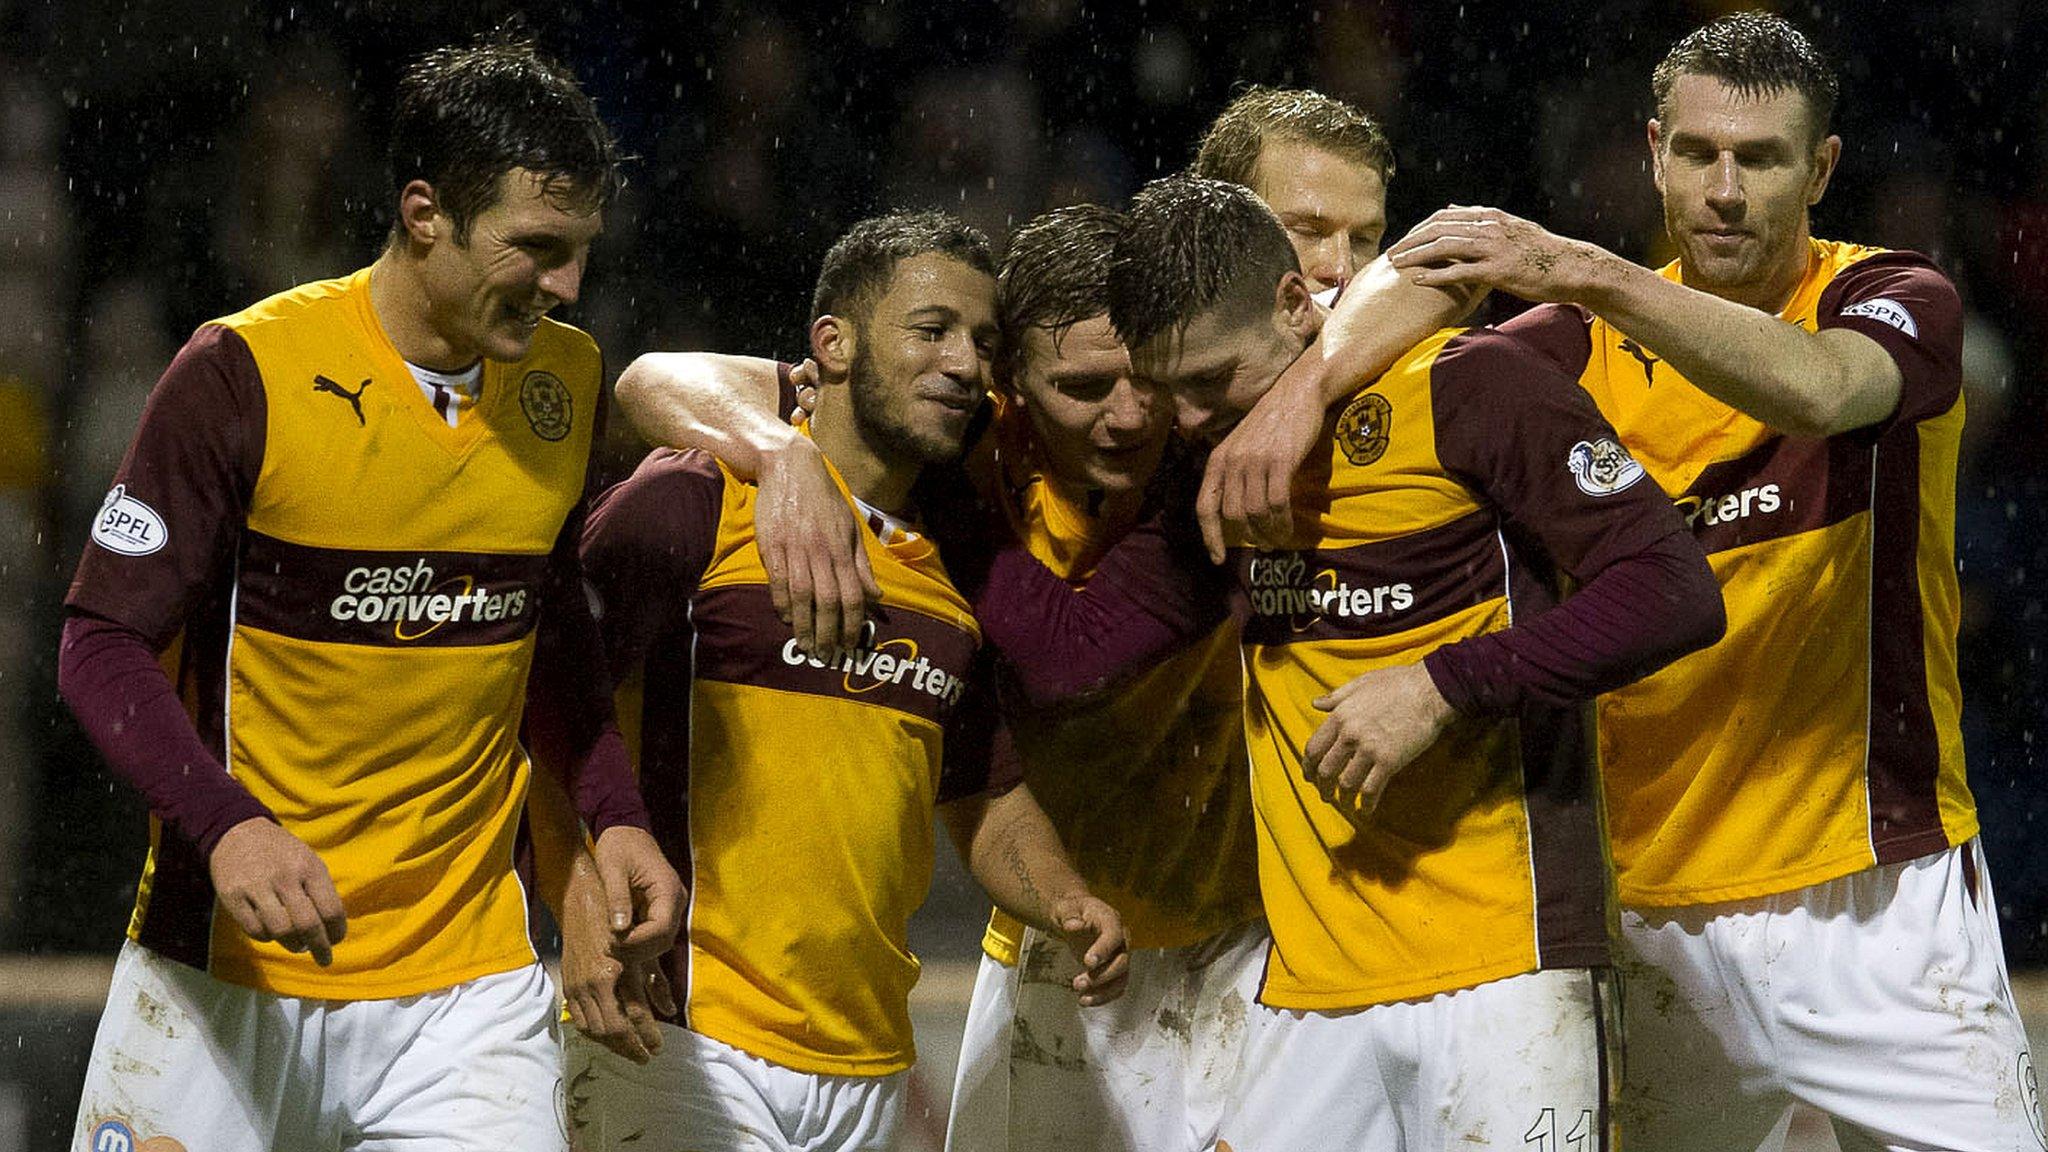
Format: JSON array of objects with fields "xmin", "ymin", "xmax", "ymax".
[
  {"xmin": 592, "ymin": 825, "xmax": 685, "ymax": 965},
  {"xmin": 1386, "ymin": 206, "xmax": 1607, "ymax": 302},
  {"xmin": 1303, "ymin": 662, "xmax": 1456, "ymax": 820},
  {"xmin": 1196, "ymin": 355, "xmax": 1324, "ymax": 562},
  {"xmin": 1051, "ymin": 894, "xmax": 1129, "ymax": 1007},
  {"xmin": 561, "ymin": 855, "xmax": 677, "ymax": 1063},
  {"xmin": 208, "ymin": 817, "xmax": 348, "ymax": 967},
  {"xmin": 756, "ymin": 433, "xmax": 880, "ymax": 658},
  {"xmin": 787, "ymin": 358, "xmax": 821, "ymax": 424}
]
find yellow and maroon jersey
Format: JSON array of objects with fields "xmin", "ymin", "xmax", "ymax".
[
  {"xmin": 582, "ymin": 447, "xmax": 985, "ymax": 1077},
  {"xmin": 66, "ymin": 266, "xmax": 604, "ymax": 999},
  {"xmin": 1234, "ymin": 327, "xmax": 1690, "ymax": 1010},
  {"xmin": 977, "ymin": 406, "xmax": 1261, "ymax": 963},
  {"xmin": 1503, "ymin": 239, "xmax": 1972, "ymax": 905}
]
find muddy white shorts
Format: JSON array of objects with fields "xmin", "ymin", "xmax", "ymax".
[
  {"xmin": 944, "ymin": 918, "xmax": 1268, "ymax": 1152},
  {"xmin": 72, "ymin": 940, "xmax": 565, "ymax": 1151},
  {"xmin": 1620, "ymin": 837, "xmax": 2045, "ymax": 1152},
  {"xmin": 1217, "ymin": 966, "xmax": 1617, "ymax": 1152},
  {"xmin": 566, "ymin": 1023, "xmax": 905, "ymax": 1151}
]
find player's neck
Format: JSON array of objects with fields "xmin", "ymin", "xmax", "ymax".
[
  {"xmin": 368, "ymin": 249, "xmax": 477, "ymax": 372},
  {"xmin": 1045, "ymin": 467, "xmax": 1145, "ymax": 528},
  {"xmin": 809, "ymin": 398, "xmax": 919, "ymax": 514}
]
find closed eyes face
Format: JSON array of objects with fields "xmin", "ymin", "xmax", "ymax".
[
  {"xmin": 1132, "ymin": 299, "xmax": 1303, "ymax": 448},
  {"xmin": 1652, "ymin": 72, "xmax": 1838, "ymax": 311},
  {"xmin": 1252, "ymin": 138, "xmax": 1387, "ymax": 295}
]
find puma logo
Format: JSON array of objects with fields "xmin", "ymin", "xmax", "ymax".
[
  {"xmin": 1619, "ymin": 338, "xmax": 1660, "ymax": 386},
  {"xmin": 314, "ymin": 375, "xmax": 370, "ymax": 426}
]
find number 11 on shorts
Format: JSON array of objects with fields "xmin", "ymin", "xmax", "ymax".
[{"xmin": 1524, "ymin": 1107, "xmax": 1595, "ymax": 1151}]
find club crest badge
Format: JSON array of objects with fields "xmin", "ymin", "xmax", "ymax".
[
  {"xmin": 1567, "ymin": 437, "xmax": 1645, "ymax": 496},
  {"xmin": 1335, "ymin": 392, "xmax": 1392, "ymax": 466},
  {"xmin": 520, "ymin": 371, "xmax": 573, "ymax": 442}
]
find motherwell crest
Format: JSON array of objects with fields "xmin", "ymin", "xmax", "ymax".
[
  {"xmin": 1335, "ymin": 392, "xmax": 1392, "ymax": 466},
  {"xmin": 520, "ymin": 371, "xmax": 573, "ymax": 441}
]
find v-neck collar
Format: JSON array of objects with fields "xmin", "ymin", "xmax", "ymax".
[{"xmin": 350, "ymin": 266, "xmax": 508, "ymax": 460}]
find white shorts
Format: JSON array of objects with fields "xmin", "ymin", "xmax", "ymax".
[
  {"xmin": 1218, "ymin": 966, "xmax": 1617, "ymax": 1152},
  {"xmin": 566, "ymin": 1023, "xmax": 905, "ymax": 1152},
  {"xmin": 944, "ymin": 919, "xmax": 1268, "ymax": 1152},
  {"xmin": 1620, "ymin": 837, "xmax": 2046, "ymax": 1152},
  {"xmin": 72, "ymin": 940, "xmax": 564, "ymax": 1152}
]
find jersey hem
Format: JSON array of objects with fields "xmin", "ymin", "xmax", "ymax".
[
  {"xmin": 1616, "ymin": 818, "xmax": 1975, "ymax": 908},
  {"xmin": 693, "ymin": 1020, "xmax": 915, "ymax": 1078},
  {"xmin": 1257, "ymin": 950, "xmax": 1553, "ymax": 1011},
  {"xmin": 202, "ymin": 945, "xmax": 538, "ymax": 1001}
]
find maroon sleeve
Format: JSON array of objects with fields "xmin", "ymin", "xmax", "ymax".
[
  {"xmin": 57, "ymin": 614, "xmax": 275, "ymax": 855},
  {"xmin": 58, "ymin": 325, "xmax": 272, "ymax": 855},
  {"xmin": 1495, "ymin": 301, "xmax": 1597, "ymax": 379},
  {"xmin": 580, "ymin": 449, "xmax": 727, "ymax": 682},
  {"xmin": 974, "ymin": 501, "xmax": 1231, "ymax": 709},
  {"xmin": 67, "ymin": 324, "xmax": 264, "ymax": 646},
  {"xmin": 1422, "ymin": 532, "xmax": 1723, "ymax": 714},
  {"xmin": 1418, "ymin": 329, "xmax": 1722, "ymax": 715},
  {"xmin": 1815, "ymin": 251, "xmax": 1963, "ymax": 432},
  {"xmin": 524, "ymin": 363, "xmax": 656, "ymax": 835},
  {"xmin": 937, "ymin": 647, "xmax": 1022, "ymax": 803}
]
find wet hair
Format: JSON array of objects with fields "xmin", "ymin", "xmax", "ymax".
[
  {"xmin": 1107, "ymin": 174, "xmax": 1299, "ymax": 354},
  {"xmin": 995, "ymin": 204, "xmax": 1124, "ymax": 389},
  {"xmin": 1192, "ymin": 85, "xmax": 1396, "ymax": 192},
  {"xmin": 1653, "ymin": 13, "xmax": 1839, "ymax": 142},
  {"xmin": 811, "ymin": 210, "xmax": 996, "ymax": 322},
  {"xmin": 388, "ymin": 31, "xmax": 621, "ymax": 243}
]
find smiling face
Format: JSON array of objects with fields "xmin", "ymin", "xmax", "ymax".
[
  {"xmin": 1650, "ymin": 72, "xmax": 1839, "ymax": 312},
  {"xmin": 416, "ymin": 167, "xmax": 604, "ymax": 365},
  {"xmin": 1250, "ymin": 137, "xmax": 1387, "ymax": 295},
  {"xmin": 1011, "ymin": 314, "xmax": 1169, "ymax": 496},
  {"xmin": 846, "ymin": 252, "xmax": 999, "ymax": 466}
]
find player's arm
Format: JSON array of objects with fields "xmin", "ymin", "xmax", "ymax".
[
  {"xmin": 1305, "ymin": 332, "xmax": 1727, "ymax": 816},
  {"xmin": 58, "ymin": 325, "xmax": 347, "ymax": 965},
  {"xmin": 1389, "ymin": 205, "xmax": 1910, "ymax": 436},
  {"xmin": 541, "ymin": 450, "xmax": 726, "ymax": 1061},
  {"xmin": 938, "ymin": 658, "xmax": 1127, "ymax": 1003},
  {"xmin": 614, "ymin": 352, "xmax": 876, "ymax": 654},
  {"xmin": 971, "ymin": 460, "xmax": 1232, "ymax": 707},
  {"xmin": 1198, "ymin": 245, "xmax": 1475, "ymax": 559},
  {"xmin": 524, "ymin": 414, "xmax": 681, "ymax": 972}
]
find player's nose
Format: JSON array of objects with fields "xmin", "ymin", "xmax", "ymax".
[
  {"xmin": 1705, "ymin": 153, "xmax": 1744, "ymax": 211},
  {"xmin": 539, "ymin": 253, "xmax": 586, "ymax": 306}
]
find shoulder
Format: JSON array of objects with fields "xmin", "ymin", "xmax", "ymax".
[
  {"xmin": 527, "ymin": 318, "xmax": 605, "ymax": 391},
  {"xmin": 211, "ymin": 272, "xmax": 359, "ymax": 338},
  {"xmin": 598, "ymin": 448, "xmax": 727, "ymax": 511},
  {"xmin": 1431, "ymin": 325, "xmax": 1578, "ymax": 394},
  {"xmin": 1493, "ymin": 302, "xmax": 1596, "ymax": 375},
  {"xmin": 1818, "ymin": 245, "xmax": 1960, "ymax": 333}
]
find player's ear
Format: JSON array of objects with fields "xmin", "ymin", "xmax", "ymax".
[
  {"xmin": 810, "ymin": 314, "xmax": 855, "ymax": 382},
  {"xmin": 1274, "ymin": 271, "xmax": 1316, "ymax": 343},
  {"xmin": 1806, "ymin": 133, "xmax": 1842, "ymax": 206},
  {"xmin": 1646, "ymin": 119, "xmax": 1667, "ymax": 194},
  {"xmin": 397, "ymin": 180, "xmax": 444, "ymax": 249}
]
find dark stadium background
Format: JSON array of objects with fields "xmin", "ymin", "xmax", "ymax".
[{"xmin": 2, "ymin": 0, "xmax": 2042, "ymax": 1143}]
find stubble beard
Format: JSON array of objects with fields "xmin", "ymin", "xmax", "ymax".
[{"xmin": 849, "ymin": 341, "xmax": 968, "ymax": 468}]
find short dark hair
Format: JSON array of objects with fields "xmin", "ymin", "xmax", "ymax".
[
  {"xmin": 811, "ymin": 210, "xmax": 996, "ymax": 322},
  {"xmin": 1653, "ymin": 13, "xmax": 1839, "ymax": 142},
  {"xmin": 388, "ymin": 32, "xmax": 621, "ymax": 243},
  {"xmin": 1193, "ymin": 86, "xmax": 1396, "ymax": 191},
  {"xmin": 995, "ymin": 204, "xmax": 1124, "ymax": 388},
  {"xmin": 1108, "ymin": 174, "xmax": 1299, "ymax": 354}
]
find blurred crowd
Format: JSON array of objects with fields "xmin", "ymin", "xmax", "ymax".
[{"xmin": 3, "ymin": 0, "xmax": 2043, "ymax": 956}]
